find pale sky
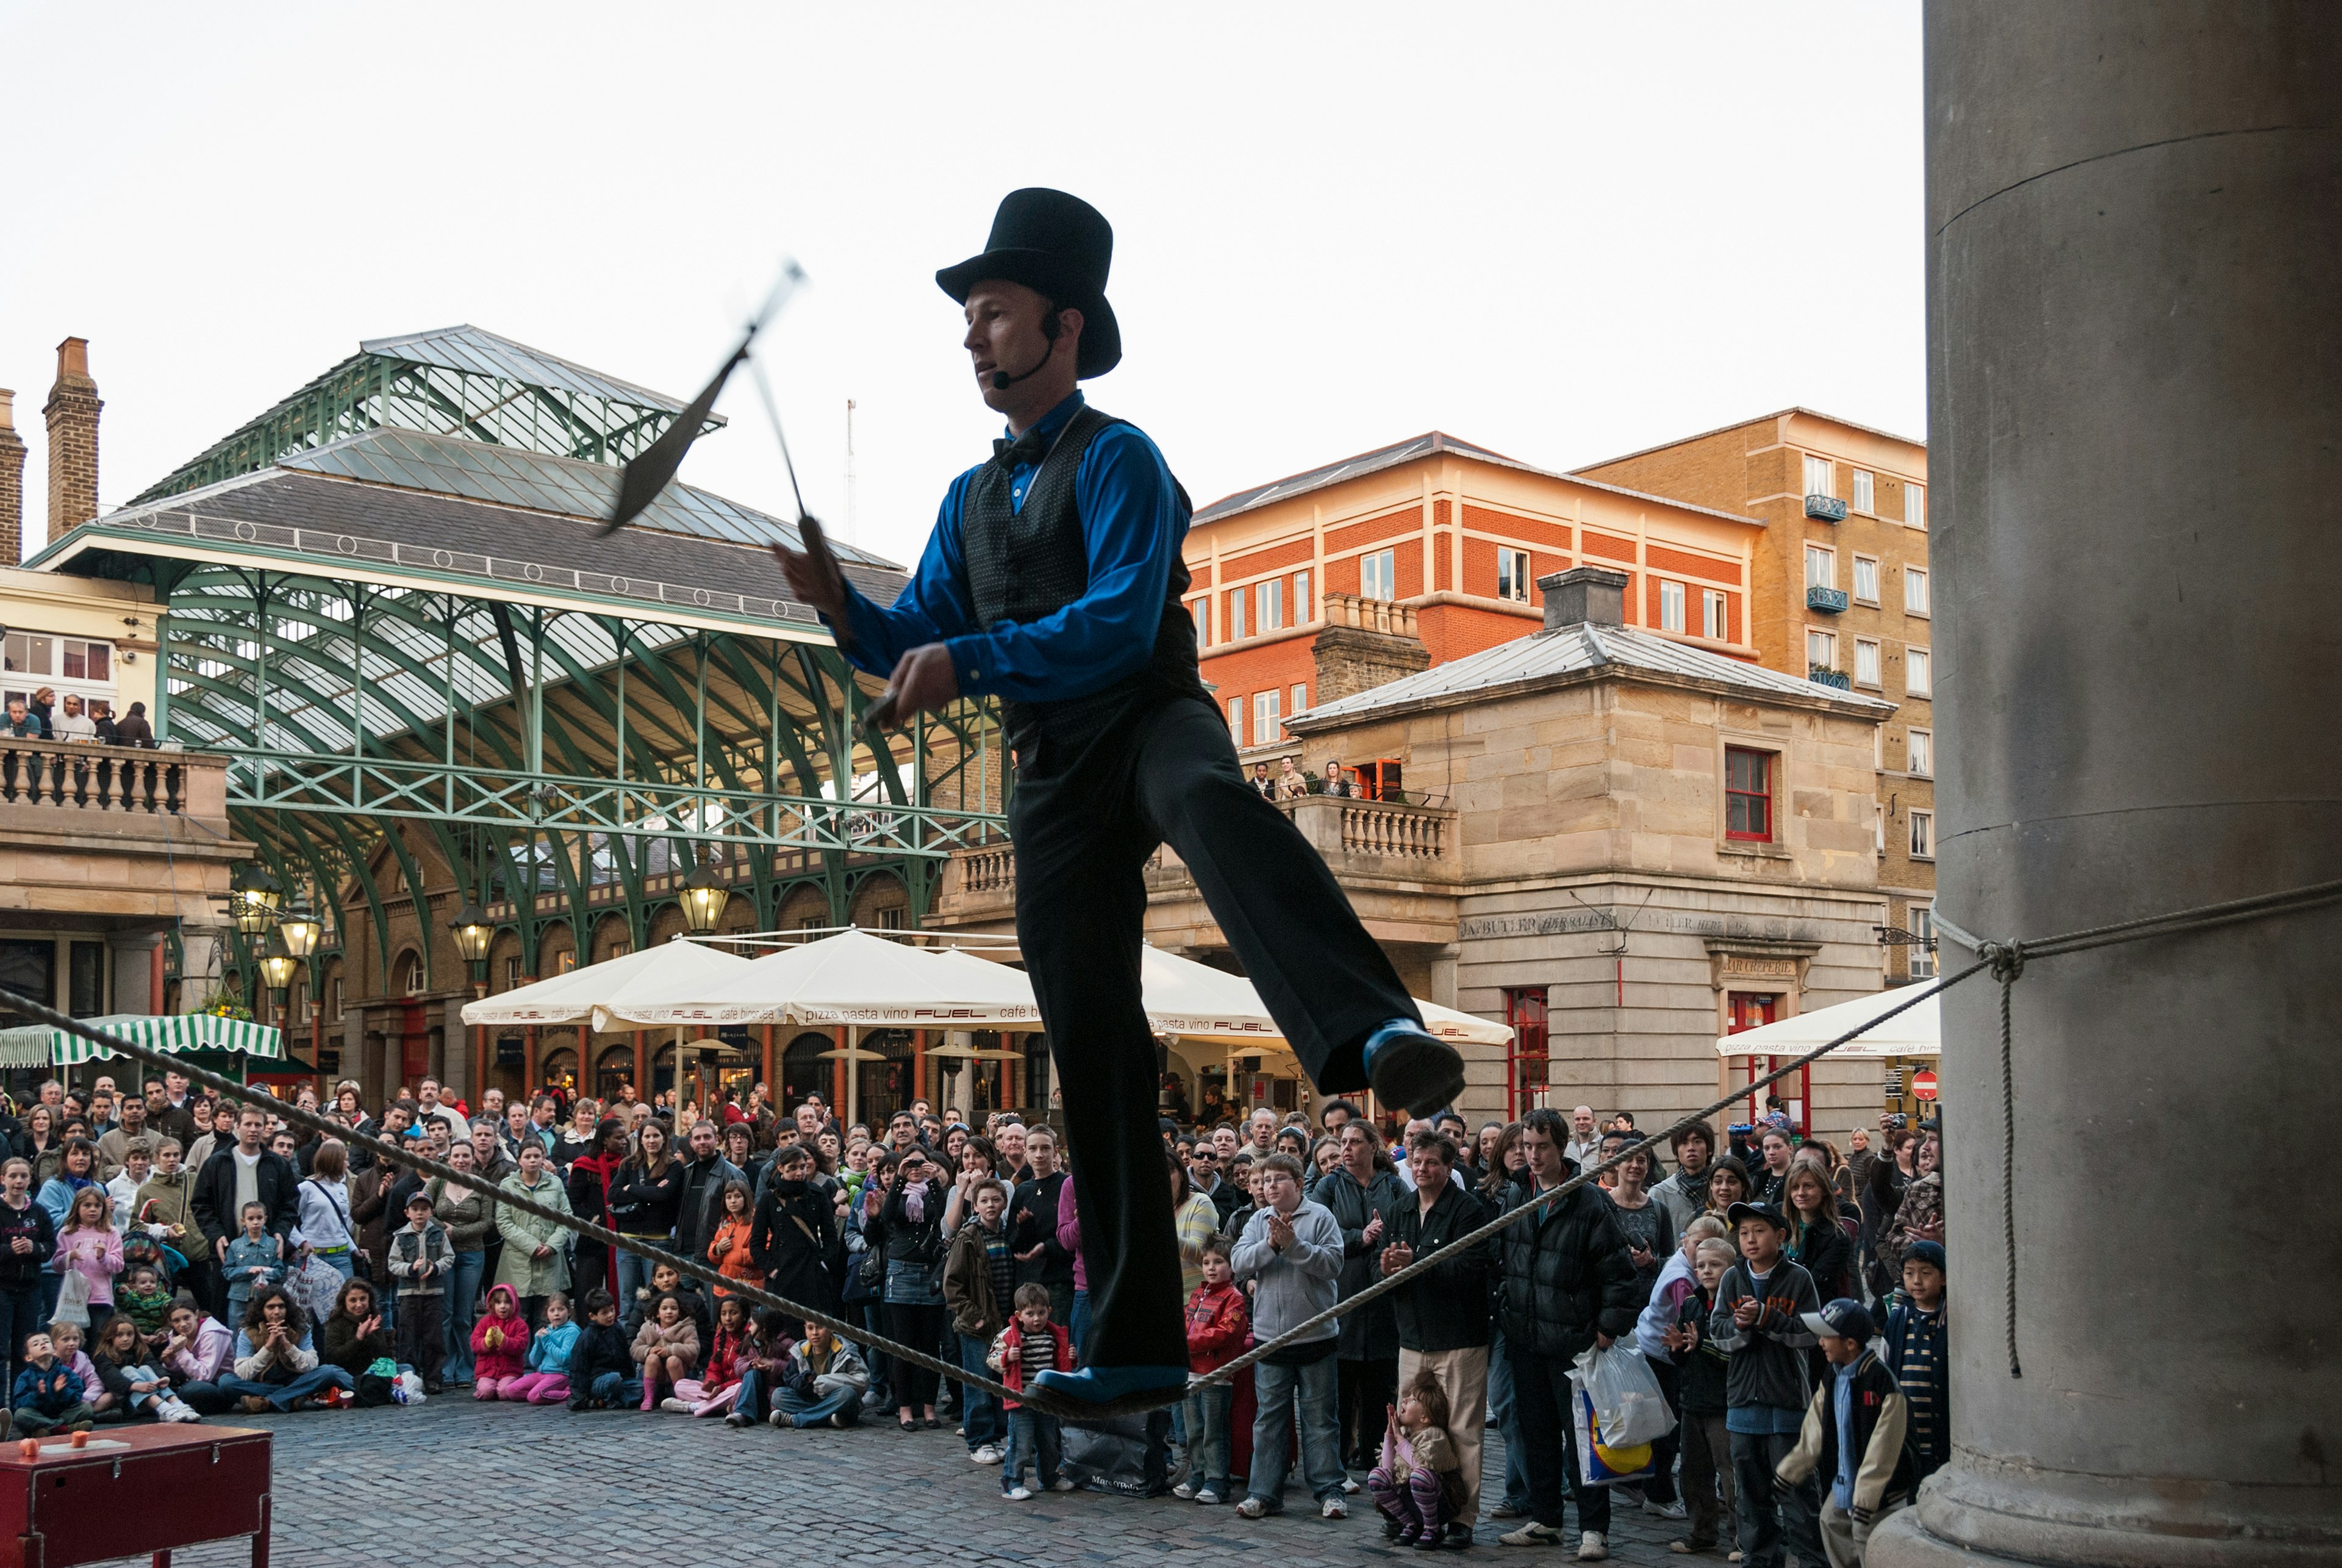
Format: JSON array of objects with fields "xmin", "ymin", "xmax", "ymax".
[{"xmin": 0, "ymin": 2, "xmax": 1923, "ymax": 571}]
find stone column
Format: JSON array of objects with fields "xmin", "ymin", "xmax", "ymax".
[
  {"xmin": 1875, "ymin": 9, "xmax": 2342, "ymax": 1566},
  {"xmin": 440, "ymin": 999, "xmax": 471, "ymax": 1112},
  {"xmin": 176, "ymin": 925, "xmax": 230, "ymax": 1006}
]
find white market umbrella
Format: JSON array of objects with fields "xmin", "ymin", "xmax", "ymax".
[
  {"xmin": 606, "ymin": 928, "xmax": 1044, "ymax": 1031},
  {"xmin": 460, "ymin": 939, "xmax": 753, "ymax": 1028},
  {"xmin": 1715, "ymin": 986, "xmax": 1939, "ymax": 1059},
  {"xmin": 1138, "ymin": 945, "xmax": 1514, "ymax": 1048}
]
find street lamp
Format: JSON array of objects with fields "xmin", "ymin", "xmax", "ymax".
[
  {"xmin": 231, "ymin": 867, "xmax": 284, "ymax": 936},
  {"xmin": 678, "ymin": 865, "xmax": 730, "ymax": 934},
  {"xmin": 277, "ymin": 900, "xmax": 321, "ymax": 959},
  {"xmin": 256, "ymin": 931, "xmax": 298, "ymax": 994},
  {"xmin": 449, "ymin": 902, "xmax": 495, "ymax": 972}
]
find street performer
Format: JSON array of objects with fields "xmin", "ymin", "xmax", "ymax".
[{"xmin": 773, "ymin": 188, "xmax": 1464, "ymax": 1405}]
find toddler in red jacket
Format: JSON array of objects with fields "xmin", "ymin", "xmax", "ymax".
[
  {"xmin": 1175, "ymin": 1234, "xmax": 1249, "ymax": 1505},
  {"xmin": 470, "ymin": 1284, "xmax": 531, "ymax": 1398}
]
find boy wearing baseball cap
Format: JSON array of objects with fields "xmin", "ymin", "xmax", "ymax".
[
  {"xmin": 1710, "ymin": 1202, "xmax": 1822, "ymax": 1568},
  {"xmin": 1774, "ymin": 1298, "xmax": 1918, "ymax": 1567}
]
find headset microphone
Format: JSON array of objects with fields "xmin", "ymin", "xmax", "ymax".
[{"xmin": 990, "ymin": 332, "xmax": 1057, "ymax": 392}]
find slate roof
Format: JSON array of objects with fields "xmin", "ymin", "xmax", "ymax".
[
  {"xmin": 1289, "ymin": 618, "xmax": 1898, "ymax": 727},
  {"xmin": 1193, "ymin": 431, "xmax": 1766, "ymax": 529}
]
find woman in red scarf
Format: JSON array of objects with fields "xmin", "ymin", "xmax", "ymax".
[{"xmin": 565, "ymin": 1119, "xmax": 632, "ymax": 1305}]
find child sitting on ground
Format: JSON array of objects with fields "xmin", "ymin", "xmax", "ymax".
[
  {"xmin": 777, "ymin": 1317, "xmax": 871, "ymax": 1430},
  {"xmin": 221, "ymin": 1201, "xmax": 284, "ymax": 1326},
  {"xmin": 723, "ymin": 1305, "xmax": 792, "ymax": 1428},
  {"xmin": 504, "ymin": 1292, "xmax": 577, "ymax": 1405},
  {"xmin": 46, "ymin": 1325, "xmax": 102, "ymax": 1417},
  {"xmin": 114, "ymin": 1261, "xmax": 176, "ymax": 1356},
  {"xmin": 668, "ymin": 1293, "xmax": 748, "ymax": 1417},
  {"xmin": 90, "ymin": 1313, "xmax": 201, "ymax": 1422},
  {"xmin": 631, "ymin": 1291, "xmax": 699, "ymax": 1412},
  {"xmin": 567, "ymin": 1290, "xmax": 640, "ymax": 1411},
  {"xmin": 989, "ymin": 1282, "xmax": 1073, "ymax": 1501},
  {"xmin": 1368, "ymin": 1372, "xmax": 1469, "ymax": 1548},
  {"xmin": 470, "ymin": 1283, "xmax": 532, "ymax": 1400},
  {"xmin": 12, "ymin": 1331, "xmax": 95, "ymax": 1436}
]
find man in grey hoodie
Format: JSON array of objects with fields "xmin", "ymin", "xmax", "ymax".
[{"xmin": 1230, "ymin": 1152, "xmax": 1348, "ymax": 1520}]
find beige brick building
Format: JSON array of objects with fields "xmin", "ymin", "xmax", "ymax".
[{"xmin": 1575, "ymin": 409, "xmax": 1939, "ymax": 994}]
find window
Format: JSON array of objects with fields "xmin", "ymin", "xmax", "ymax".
[
  {"xmin": 1906, "ymin": 485, "xmax": 1927, "ymax": 529},
  {"xmin": 294, "ymin": 986, "xmax": 309, "ymax": 1026},
  {"xmin": 1910, "ymin": 810, "xmax": 1935, "ymax": 861},
  {"xmin": 4, "ymin": 634, "xmax": 116, "ymax": 718},
  {"xmin": 1852, "ymin": 470, "xmax": 1875, "ymax": 514},
  {"xmin": 1703, "ymin": 589, "xmax": 1727, "ymax": 640},
  {"xmin": 1906, "ymin": 647, "xmax": 1932, "ymax": 696},
  {"xmin": 1804, "ymin": 454, "xmax": 1835, "ymax": 498},
  {"xmin": 1659, "ymin": 579, "xmax": 1686, "ymax": 632},
  {"xmin": 503, "ymin": 956, "xmax": 520, "ymax": 992},
  {"xmin": 330, "ymin": 978, "xmax": 343, "ymax": 1020},
  {"xmin": 1807, "ymin": 629, "xmax": 1837, "ymax": 669},
  {"xmin": 1360, "ymin": 548, "xmax": 1396, "ymax": 601},
  {"xmin": 878, "ymin": 906, "xmax": 906, "ymax": 930},
  {"xmin": 1289, "ymin": 682, "xmax": 1308, "ymax": 719},
  {"xmin": 1496, "ymin": 548, "xmax": 1531, "ymax": 603},
  {"xmin": 1226, "ymin": 697, "xmax": 1244, "ymax": 745},
  {"xmin": 556, "ymin": 950, "xmax": 578, "ymax": 975},
  {"xmin": 1227, "ymin": 588, "xmax": 1247, "ymax": 641},
  {"xmin": 1294, "ymin": 570, "xmax": 1311, "ymax": 621},
  {"xmin": 1725, "ymin": 747, "xmax": 1774, "ymax": 842},
  {"xmin": 1253, "ymin": 689, "xmax": 1281, "ymax": 743},
  {"xmin": 1805, "ymin": 544, "xmax": 1835, "ymax": 589},
  {"xmin": 1905, "ymin": 568, "xmax": 1930, "ymax": 615},
  {"xmin": 1875, "ymin": 805, "xmax": 1886, "ymax": 856},
  {"xmin": 1256, "ymin": 578, "xmax": 1282, "ymax": 633},
  {"xmin": 1910, "ymin": 905, "xmax": 1936, "ymax": 977},
  {"xmin": 403, "ymin": 959, "xmax": 424, "ymax": 997},
  {"xmin": 1907, "ymin": 728, "xmax": 1933, "ymax": 776},
  {"xmin": 1189, "ymin": 599, "xmax": 1208, "ymax": 644},
  {"xmin": 1853, "ymin": 556, "xmax": 1880, "ymax": 603},
  {"xmin": 1854, "ymin": 638, "xmax": 1881, "ymax": 686}
]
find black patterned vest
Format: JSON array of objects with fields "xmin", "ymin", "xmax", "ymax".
[{"xmin": 961, "ymin": 404, "xmax": 1207, "ymax": 745}]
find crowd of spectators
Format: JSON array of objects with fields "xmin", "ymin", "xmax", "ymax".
[{"xmin": 0, "ymin": 1067, "xmax": 1947, "ymax": 1564}]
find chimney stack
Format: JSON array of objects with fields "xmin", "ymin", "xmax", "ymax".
[
  {"xmin": 44, "ymin": 337, "xmax": 101, "ymax": 547},
  {"xmin": 1540, "ymin": 565, "xmax": 1628, "ymax": 630},
  {"xmin": 0, "ymin": 390, "xmax": 24, "ymax": 566}
]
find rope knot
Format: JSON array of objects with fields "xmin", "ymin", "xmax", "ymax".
[{"xmin": 1983, "ymin": 940, "xmax": 2026, "ymax": 986}]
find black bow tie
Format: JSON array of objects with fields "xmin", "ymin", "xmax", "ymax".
[{"xmin": 991, "ymin": 427, "xmax": 1051, "ymax": 471}]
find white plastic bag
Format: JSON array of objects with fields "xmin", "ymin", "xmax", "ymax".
[
  {"xmin": 1572, "ymin": 1340, "xmax": 1674, "ymax": 1448},
  {"xmin": 293, "ymin": 1253, "xmax": 343, "ymax": 1325},
  {"xmin": 52, "ymin": 1269, "xmax": 91, "ymax": 1328},
  {"xmin": 392, "ymin": 1371, "xmax": 426, "ymax": 1405}
]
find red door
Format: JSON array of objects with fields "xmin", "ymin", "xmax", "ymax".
[{"xmin": 401, "ymin": 1001, "xmax": 429, "ymax": 1090}]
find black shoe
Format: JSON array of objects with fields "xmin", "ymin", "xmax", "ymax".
[
  {"xmin": 1441, "ymin": 1524, "xmax": 1474, "ymax": 1550},
  {"xmin": 1360, "ymin": 1019, "xmax": 1466, "ymax": 1114},
  {"xmin": 1384, "ymin": 1519, "xmax": 1407, "ymax": 1541}
]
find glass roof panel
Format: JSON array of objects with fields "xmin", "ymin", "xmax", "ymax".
[{"xmin": 357, "ymin": 325, "xmax": 694, "ymax": 414}]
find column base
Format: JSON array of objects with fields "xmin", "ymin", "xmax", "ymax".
[{"xmin": 1870, "ymin": 1454, "xmax": 2342, "ymax": 1568}]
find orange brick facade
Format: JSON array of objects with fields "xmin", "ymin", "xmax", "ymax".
[
  {"xmin": 1184, "ymin": 435, "xmax": 1762, "ymax": 753},
  {"xmin": 1575, "ymin": 409, "xmax": 1936, "ymax": 981}
]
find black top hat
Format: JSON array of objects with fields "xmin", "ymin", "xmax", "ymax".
[{"xmin": 936, "ymin": 188, "xmax": 1122, "ymax": 378}]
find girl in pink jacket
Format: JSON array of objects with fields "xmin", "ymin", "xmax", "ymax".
[{"xmin": 470, "ymin": 1284, "xmax": 532, "ymax": 1397}]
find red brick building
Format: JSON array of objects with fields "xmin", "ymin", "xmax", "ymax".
[{"xmin": 1184, "ymin": 432, "xmax": 1767, "ymax": 764}]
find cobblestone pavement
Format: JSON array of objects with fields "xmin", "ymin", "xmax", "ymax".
[{"xmin": 84, "ymin": 1398, "xmax": 1702, "ymax": 1567}]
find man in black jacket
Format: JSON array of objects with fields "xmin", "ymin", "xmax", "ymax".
[
  {"xmin": 190, "ymin": 1102, "xmax": 299, "ymax": 1316},
  {"xmin": 673, "ymin": 1119, "xmax": 745, "ymax": 1304},
  {"xmin": 1377, "ymin": 1128, "xmax": 1494, "ymax": 1547},
  {"xmin": 1495, "ymin": 1107, "xmax": 1640, "ymax": 1561},
  {"xmin": 1188, "ymin": 1140, "xmax": 1247, "ymax": 1228}
]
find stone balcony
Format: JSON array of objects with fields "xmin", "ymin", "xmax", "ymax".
[
  {"xmin": 0, "ymin": 738, "xmax": 246, "ymax": 928},
  {"xmin": 933, "ymin": 793, "xmax": 1461, "ymax": 953}
]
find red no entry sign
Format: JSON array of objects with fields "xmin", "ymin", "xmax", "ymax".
[{"xmin": 1911, "ymin": 1070, "xmax": 1938, "ymax": 1101}]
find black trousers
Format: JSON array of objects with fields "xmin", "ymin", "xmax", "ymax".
[
  {"xmin": 1339, "ymin": 1355, "xmax": 1400, "ymax": 1468},
  {"xmin": 1012, "ymin": 693, "xmax": 1415, "ymax": 1370},
  {"xmin": 1509, "ymin": 1341, "xmax": 1610, "ymax": 1536}
]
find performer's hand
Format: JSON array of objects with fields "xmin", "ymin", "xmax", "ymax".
[
  {"xmin": 884, "ymin": 644, "xmax": 960, "ymax": 719},
  {"xmin": 770, "ymin": 520, "xmax": 850, "ymax": 628}
]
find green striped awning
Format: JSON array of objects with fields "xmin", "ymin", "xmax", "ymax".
[{"xmin": 0, "ymin": 1013, "xmax": 286, "ymax": 1069}]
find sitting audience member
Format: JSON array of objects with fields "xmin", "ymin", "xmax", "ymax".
[
  {"xmin": 160, "ymin": 1297, "xmax": 235, "ymax": 1414},
  {"xmin": 319, "ymin": 1278, "xmax": 397, "ymax": 1406},
  {"xmin": 11, "ymin": 1331, "xmax": 94, "ymax": 1435},
  {"xmin": 1368, "ymin": 1372, "xmax": 1469, "ymax": 1547},
  {"xmin": 90, "ymin": 1314, "xmax": 201, "ymax": 1422},
  {"xmin": 216, "ymin": 1283, "xmax": 355, "ymax": 1414}
]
